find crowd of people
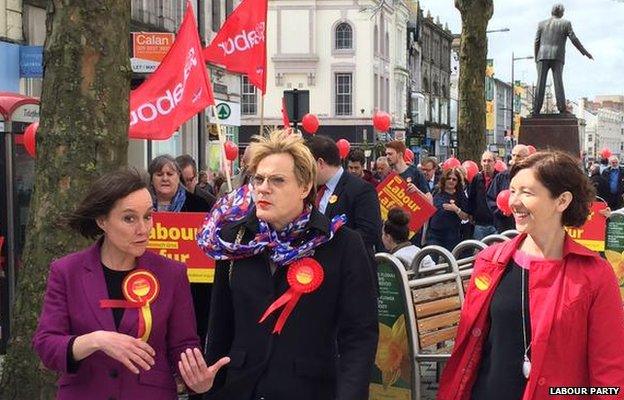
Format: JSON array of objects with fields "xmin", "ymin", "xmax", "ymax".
[{"xmin": 31, "ymin": 131, "xmax": 624, "ymax": 399}]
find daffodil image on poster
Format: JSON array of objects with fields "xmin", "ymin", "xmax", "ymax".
[
  {"xmin": 605, "ymin": 250, "xmax": 624, "ymax": 298},
  {"xmin": 375, "ymin": 315, "xmax": 410, "ymax": 389}
]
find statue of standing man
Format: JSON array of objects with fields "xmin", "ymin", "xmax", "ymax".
[{"xmin": 533, "ymin": 4, "xmax": 593, "ymax": 115}]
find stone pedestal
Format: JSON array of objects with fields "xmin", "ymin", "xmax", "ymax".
[{"xmin": 518, "ymin": 114, "xmax": 580, "ymax": 157}]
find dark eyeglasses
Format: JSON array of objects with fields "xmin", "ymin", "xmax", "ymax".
[
  {"xmin": 251, "ymin": 174, "xmax": 288, "ymax": 188},
  {"xmin": 447, "ymin": 177, "xmax": 458, "ymax": 181}
]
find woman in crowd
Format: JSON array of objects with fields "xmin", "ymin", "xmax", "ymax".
[
  {"xmin": 149, "ymin": 154, "xmax": 214, "ymax": 212},
  {"xmin": 33, "ymin": 168, "xmax": 229, "ymax": 399},
  {"xmin": 425, "ymin": 167, "xmax": 469, "ymax": 252},
  {"xmin": 197, "ymin": 130, "xmax": 378, "ymax": 400},
  {"xmin": 148, "ymin": 154, "xmax": 214, "ymax": 366},
  {"xmin": 381, "ymin": 207, "xmax": 435, "ymax": 271},
  {"xmin": 438, "ymin": 151, "xmax": 624, "ymax": 400}
]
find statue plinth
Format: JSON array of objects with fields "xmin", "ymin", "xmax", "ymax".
[{"xmin": 518, "ymin": 114, "xmax": 580, "ymax": 157}]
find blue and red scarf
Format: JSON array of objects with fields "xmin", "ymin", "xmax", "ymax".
[{"xmin": 197, "ymin": 185, "xmax": 346, "ymax": 266}]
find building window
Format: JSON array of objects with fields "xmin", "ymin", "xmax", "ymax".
[
  {"xmin": 226, "ymin": 0, "xmax": 234, "ymax": 16},
  {"xmin": 374, "ymin": 25, "xmax": 379, "ymax": 55},
  {"xmin": 335, "ymin": 23, "xmax": 353, "ymax": 50},
  {"xmin": 335, "ymin": 73, "xmax": 352, "ymax": 116},
  {"xmin": 241, "ymin": 76, "xmax": 257, "ymax": 115}
]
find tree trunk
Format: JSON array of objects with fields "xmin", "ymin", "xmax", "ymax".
[
  {"xmin": 455, "ymin": 0, "xmax": 493, "ymax": 162},
  {"xmin": 0, "ymin": 1, "xmax": 130, "ymax": 398}
]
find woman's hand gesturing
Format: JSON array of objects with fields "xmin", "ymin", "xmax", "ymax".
[{"xmin": 179, "ymin": 348, "xmax": 230, "ymax": 394}]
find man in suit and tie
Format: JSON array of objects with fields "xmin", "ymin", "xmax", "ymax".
[
  {"xmin": 306, "ymin": 135, "xmax": 382, "ymax": 286},
  {"xmin": 533, "ymin": 3, "xmax": 593, "ymax": 115}
]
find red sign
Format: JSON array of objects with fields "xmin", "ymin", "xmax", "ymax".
[
  {"xmin": 377, "ymin": 173, "xmax": 436, "ymax": 238},
  {"xmin": 203, "ymin": 0, "xmax": 267, "ymax": 93},
  {"xmin": 565, "ymin": 201, "xmax": 607, "ymax": 252},
  {"xmin": 147, "ymin": 212, "xmax": 215, "ymax": 283},
  {"xmin": 129, "ymin": 2, "xmax": 214, "ymax": 140}
]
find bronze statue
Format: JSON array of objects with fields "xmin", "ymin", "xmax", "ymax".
[{"xmin": 533, "ymin": 4, "xmax": 593, "ymax": 115}]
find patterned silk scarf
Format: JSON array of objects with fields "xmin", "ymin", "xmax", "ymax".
[{"xmin": 197, "ymin": 185, "xmax": 346, "ymax": 266}]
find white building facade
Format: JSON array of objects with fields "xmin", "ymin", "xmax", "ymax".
[{"xmin": 240, "ymin": 0, "xmax": 410, "ymax": 153}]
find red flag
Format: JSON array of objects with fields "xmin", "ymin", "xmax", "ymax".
[
  {"xmin": 281, "ymin": 97, "xmax": 290, "ymax": 128},
  {"xmin": 203, "ymin": 0, "xmax": 267, "ymax": 93},
  {"xmin": 129, "ymin": 2, "xmax": 214, "ymax": 140}
]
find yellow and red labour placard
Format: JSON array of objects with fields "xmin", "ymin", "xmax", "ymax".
[
  {"xmin": 147, "ymin": 212, "xmax": 215, "ymax": 283},
  {"xmin": 377, "ymin": 173, "xmax": 436, "ymax": 238},
  {"xmin": 565, "ymin": 202, "xmax": 607, "ymax": 252}
]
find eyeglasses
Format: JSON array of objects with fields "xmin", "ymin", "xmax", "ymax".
[
  {"xmin": 251, "ymin": 174, "xmax": 289, "ymax": 189},
  {"xmin": 421, "ymin": 168, "xmax": 433, "ymax": 172},
  {"xmin": 447, "ymin": 177, "xmax": 458, "ymax": 182}
]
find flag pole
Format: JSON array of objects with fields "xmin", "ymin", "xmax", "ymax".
[
  {"xmin": 212, "ymin": 105, "xmax": 233, "ymax": 193},
  {"xmin": 259, "ymin": 93, "xmax": 265, "ymax": 136}
]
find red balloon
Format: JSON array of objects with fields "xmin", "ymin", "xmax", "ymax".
[
  {"xmin": 496, "ymin": 189, "xmax": 512, "ymax": 216},
  {"xmin": 527, "ymin": 145, "xmax": 537, "ymax": 155},
  {"xmin": 336, "ymin": 139, "xmax": 350, "ymax": 159},
  {"xmin": 462, "ymin": 160, "xmax": 479, "ymax": 183},
  {"xmin": 372, "ymin": 111, "xmax": 391, "ymax": 132},
  {"xmin": 301, "ymin": 113, "xmax": 319, "ymax": 134},
  {"xmin": 600, "ymin": 148, "xmax": 613, "ymax": 159},
  {"xmin": 494, "ymin": 159, "xmax": 507, "ymax": 172},
  {"xmin": 23, "ymin": 121, "xmax": 38, "ymax": 157},
  {"xmin": 224, "ymin": 140, "xmax": 239, "ymax": 161},
  {"xmin": 442, "ymin": 156, "xmax": 461, "ymax": 171},
  {"xmin": 404, "ymin": 148, "xmax": 414, "ymax": 164}
]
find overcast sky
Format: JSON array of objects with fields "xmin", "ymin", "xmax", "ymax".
[{"xmin": 419, "ymin": 0, "xmax": 624, "ymax": 101}]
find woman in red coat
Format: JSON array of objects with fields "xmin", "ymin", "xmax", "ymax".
[{"xmin": 438, "ymin": 151, "xmax": 624, "ymax": 400}]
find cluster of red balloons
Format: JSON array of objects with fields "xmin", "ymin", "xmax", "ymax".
[
  {"xmin": 336, "ymin": 139, "xmax": 350, "ymax": 159},
  {"xmin": 600, "ymin": 148, "xmax": 613, "ymax": 159},
  {"xmin": 23, "ymin": 122, "xmax": 38, "ymax": 157},
  {"xmin": 224, "ymin": 140, "xmax": 239, "ymax": 161},
  {"xmin": 496, "ymin": 189, "xmax": 512, "ymax": 216},
  {"xmin": 301, "ymin": 113, "xmax": 319, "ymax": 134}
]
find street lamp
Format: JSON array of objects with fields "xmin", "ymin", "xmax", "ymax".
[{"xmin": 510, "ymin": 52, "xmax": 534, "ymax": 143}]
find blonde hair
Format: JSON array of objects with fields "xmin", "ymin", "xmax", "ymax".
[{"xmin": 248, "ymin": 130, "xmax": 317, "ymax": 205}]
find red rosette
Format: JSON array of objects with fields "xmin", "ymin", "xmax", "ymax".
[
  {"xmin": 259, "ymin": 257, "xmax": 325, "ymax": 334},
  {"xmin": 287, "ymin": 258, "xmax": 324, "ymax": 294}
]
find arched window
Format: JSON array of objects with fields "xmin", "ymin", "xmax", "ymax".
[{"xmin": 335, "ymin": 23, "xmax": 353, "ymax": 50}]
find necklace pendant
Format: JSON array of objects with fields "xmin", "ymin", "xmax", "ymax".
[{"xmin": 522, "ymin": 355, "xmax": 531, "ymax": 379}]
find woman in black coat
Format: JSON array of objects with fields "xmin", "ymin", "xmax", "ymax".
[{"xmin": 197, "ymin": 131, "xmax": 378, "ymax": 400}]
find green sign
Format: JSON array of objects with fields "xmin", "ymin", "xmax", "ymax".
[
  {"xmin": 216, "ymin": 103, "xmax": 231, "ymax": 120},
  {"xmin": 369, "ymin": 257, "xmax": 413, "ymax": 400},
  {"xmin": 605, "ymin": 213, "xmax": 624, "ymax": 300}
]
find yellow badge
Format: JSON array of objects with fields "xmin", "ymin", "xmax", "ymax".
[
  {"xmin": 329, "ymin": 194, "xmax": 338, "ymax": 204},
  {"xmin": 474, "ymin": 273, "xmax": 492, "ymax": 291}
]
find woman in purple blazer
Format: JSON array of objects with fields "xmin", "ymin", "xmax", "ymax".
[{"xmin": 33, "ymin": 168, "xmax": 229, "ymax": 400}]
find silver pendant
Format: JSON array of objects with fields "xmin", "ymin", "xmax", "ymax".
[{"xmin": 523, "ymin": 355, "xmax": 531, "ymax": 379}]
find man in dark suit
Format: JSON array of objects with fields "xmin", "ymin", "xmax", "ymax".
[
  {"xmin": 600, "ymin": 156, "xmax": 624, "ymax": 210},
  {"xmin": 533, "ymin": 3, "xmax": 593, "ymax": 115},
  {"xmin": 306, "ymin": 135, "xmax": 382, "ymax": 284}
]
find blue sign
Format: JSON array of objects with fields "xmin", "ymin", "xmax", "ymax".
[
  {"xmin": 0, "ymin": 42, "xmax": 20, "ymax": 91},
  {"xmin": 19, "ymin": 46, "xmax": 43, "ymax": 78}
]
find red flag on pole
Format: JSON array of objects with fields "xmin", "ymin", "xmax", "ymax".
[
  {"xmin": 203, "ymin": 0, "xmax": 268, "ymax": 93},
  {"xmin": 129, "ymin": 1, "xmax": 214, "ymax": 140},
  {"xmin": 281, "ymin": 97, "xmax": 290, "ymax": 128}
]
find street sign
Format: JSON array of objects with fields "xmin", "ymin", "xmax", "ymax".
[
  {"xmin": 131, "ymin": 32, "xmax": 175, "ymax": 73},
  {"xmin": 209, "ymin": 101, "xmax": 241, "ymax": 126}
]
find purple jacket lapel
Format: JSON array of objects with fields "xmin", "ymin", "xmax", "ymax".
[{"xmin": 81, "ymin": 241, "xmax": 116, "ymax": 332}]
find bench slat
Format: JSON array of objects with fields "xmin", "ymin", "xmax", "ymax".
[
  {"xmin": 412, "ymin": 282, "xmax": 458, "ymax": 303},
  {"xmin": 414, "ymin": 296, "xmax": 461, "ymax": 318},
  {"xmin": 417, "ymin": 310, "xmax": 461, "ymax": 333},
  {"xmin": 419, "ymin": 325, "xmax": 458, "ymax": 349}
]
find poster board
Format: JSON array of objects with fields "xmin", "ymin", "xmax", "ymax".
[{"xmin": 147, "ymin": 212, "xmax": 215, "ymax": 283}]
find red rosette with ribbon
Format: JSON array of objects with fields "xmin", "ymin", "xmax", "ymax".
[
  {"xmin": 100, "ymin": 269, "xmax": 159, "ymax": 341},
  {"xmin": 259, "ymin": 258, "xmax": 324, "ymax": 334}
]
